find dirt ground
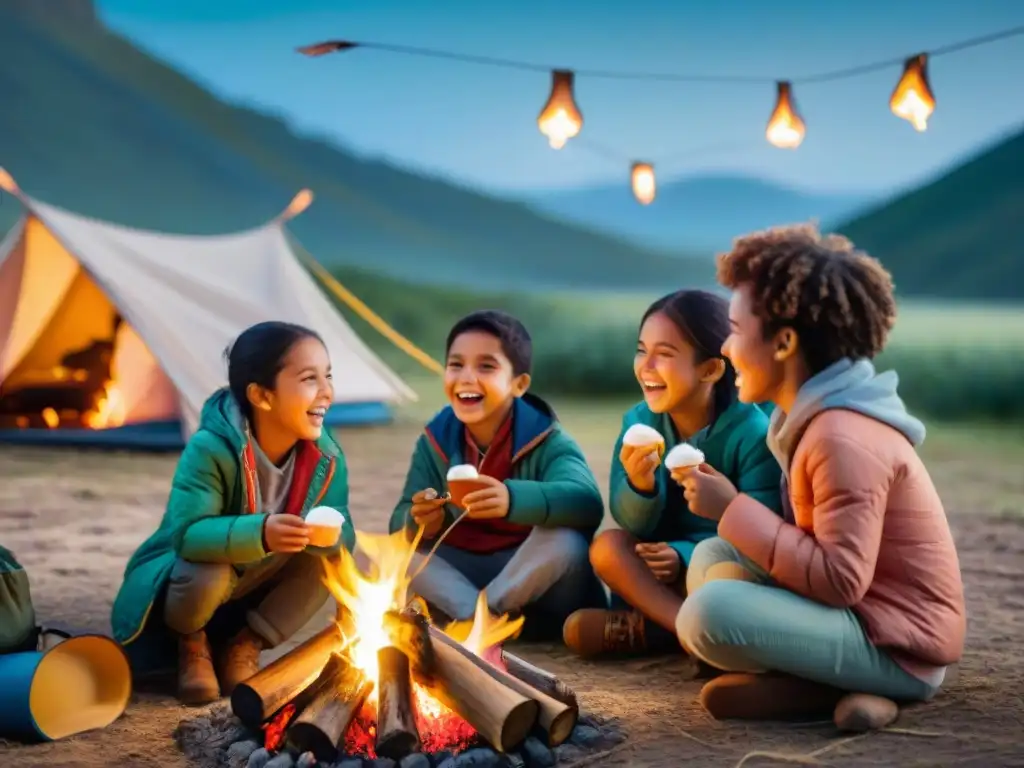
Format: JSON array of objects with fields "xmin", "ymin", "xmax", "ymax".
[{"xmin": 1, "ymin": 402, "xmax": 1023, "ymax": 768}]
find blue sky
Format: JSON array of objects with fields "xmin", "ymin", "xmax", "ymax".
[{"xmin": 96, "ymin": 0, "xmax": 1024, "ymax": 196}]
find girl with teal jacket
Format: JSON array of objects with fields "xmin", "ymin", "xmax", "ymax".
[
  {"xmin": 111, "ymin": 322, "xmax": 355, "ymax": 705},
  {"xmin": 563, "ymin": 290, "xmax": 782, "ymax": 657}
]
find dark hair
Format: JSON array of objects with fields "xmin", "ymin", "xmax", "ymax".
[
  {"xmin": 445, "ymin": 310, "xmax": 532, "ymax": 376},
  {"xmin": 641, "ymin": 289, "xmax": 737, "ymax": 422},
  {"xmin": 716, "ymin": 223, "xmax": 896, "ymax": 375},
  {"xmin": 224, "ymin": 321, "xmax": 324, "ymax": 420}
]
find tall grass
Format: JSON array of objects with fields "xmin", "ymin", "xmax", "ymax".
[{"xmin": 330, "ymin": 266, "xmax": 1024, "ymax": 423}]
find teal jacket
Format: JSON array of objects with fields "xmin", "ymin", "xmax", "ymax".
[
  {"xmin": 388, "ymin": 396, "xmax": 604, "ymax": 539},
  {"xmin": 110, "ymin": 389, "xmax": 354, "ymax": 655},
  {"xmin": 610, "ymin": 399, "xmax": 782, "ymax": 564}
]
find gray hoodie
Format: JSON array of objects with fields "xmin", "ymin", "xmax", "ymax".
[{"xmin": 767, "ymin": 357, "xmax": 926, "ymax": 479}]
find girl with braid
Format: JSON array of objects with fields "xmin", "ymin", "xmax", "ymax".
[{"xmin": 674, "ymin": 224, "xmax": 966, "ymax": 732}]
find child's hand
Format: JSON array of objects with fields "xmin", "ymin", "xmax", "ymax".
[
  {"xmin": 263, "ymin": 514, "xmax": 310, "ymax": 553},
  {"xmin": 620, "ymin": 443, "xmax": 660, "ymax": 493},
  {"xmin": 410, "ymin": 489, "xmax": 447, "ymax": 537},
  {"xmin": 677, "ymin": 463, "xmax": 738, "ymax": 521},
  {"xmin": 462, "ymin": 476, "xmax": 510, "ymax": 519},
  {"xmin": 636, "ymin": 542, "xmax": 681, "ymax": 583}
]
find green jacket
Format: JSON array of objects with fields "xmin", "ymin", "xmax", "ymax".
[
  {"xmin": 388, "ymin": 395, "xmax": 604, "ymax": 539},
  {"xmin": 610, "ymin": 399, "xmax": 782, "ymax": 563},
  {"xmin": 110, "ymin": 388, "xmax": 354, "ymax": 652}
]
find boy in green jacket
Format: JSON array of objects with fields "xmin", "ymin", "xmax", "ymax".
[
  {"xmin": 389, "ymin": 310, "xmax": 606, "ymax": 640},
  {"xmin": 111, "ymin": 322, "xmax": 355, "ymax": 705},
  {"xmin": 564, "ymin": 290, "xmax": 782, "ymax": 657}
]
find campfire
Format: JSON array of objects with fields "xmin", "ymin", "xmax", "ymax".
[{"xmin": 229, "ymin": 530, "xmax": 582, "ymax": 765}]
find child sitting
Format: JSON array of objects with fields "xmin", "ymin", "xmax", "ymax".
[
  {"xmin": 675, "ymin": 224, "xmax": 966, "ymax": 731},
  {"xmin": 563, "ymin": 290, "xmax": 782, "ymax": 657},
  {"xmin": 111, "ymin": 321, "xmax": 355, "ymax": 705},
  {"xmin": 389, "ymin": 310, "xmax": 606, "ymax": 638}
]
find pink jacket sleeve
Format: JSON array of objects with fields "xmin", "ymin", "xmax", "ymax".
[{"xmin": 718, "ymin": 431, "xmax": 890, "ymax": 608}]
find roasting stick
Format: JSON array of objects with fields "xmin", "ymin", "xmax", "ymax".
[{"xmin": 406, "ymin": 489, "xmax": 472, "ymax": 582}]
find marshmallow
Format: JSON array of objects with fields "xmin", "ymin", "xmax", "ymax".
[
  {"xmin": 447, "ymin": 464, "xmax": 480, "ymax": 481},
  {"xmin": 664, "ymin": 443, "xmax": 705, "ymax": 470},
  {"xmin": 622, "ymin": 424, "xmax": 665, "ymax": 451},
  {"xmin": 306, "ymin": 506, "xmax": 346, "ymax": 528}
]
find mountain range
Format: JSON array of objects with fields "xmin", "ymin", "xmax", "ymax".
[
  {"xmin": 1, "ymin": 0, "xmax": 1022, "ymax": 302},
  {"xmin": 0, "ymin": 0, "xmax": 705, "ymax": 294},
  {"xmin": 526, "ymin": 175, "xmax": 877, "ymax": 252}
]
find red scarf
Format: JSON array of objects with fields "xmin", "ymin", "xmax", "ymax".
[{"xmin": 442, "ymin": 415, "xmax": 533, "ymax": 553}]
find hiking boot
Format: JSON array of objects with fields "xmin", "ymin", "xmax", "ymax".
[
  {"xmin": 699, "ymin": 673, "xmax": 845, "ymax": 721},
  {"xmin": 562, "ymin": 609, "xmax": 649, "ymax": 657},
  {"xmin": 834, "ymin": 693, "xmax": 899, "ymax": 732},
  {"xmin": 218, "ymin": 626, "xmax": 265, "ymax": 695},
  {"xmin": 177, "ymin": 630, "xmax": 220, "ymax": 705}
]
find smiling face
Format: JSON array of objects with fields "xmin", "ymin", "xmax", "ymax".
[
  {"xmin": 721, "ymin": 285, "xmax": 785, "ymax": 405},
  {"xmin": 634, "ymin": 311, "xmax": 717, "ymax": 414},
  {"xmin": 444, "ymin": 330, "xmax": 530, "ymax": 437},
  {"xmin": 248, "ymin": 335, "xmax": 334, "ymax": 444}
]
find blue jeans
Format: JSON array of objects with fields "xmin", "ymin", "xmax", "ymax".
[
  {"xmin": 675, "ymin": 537, "xmax": 940, "ymax": 702},
  {"xmin": 409, "ymin": 527, "xmax": 605, "ymax": 638}
]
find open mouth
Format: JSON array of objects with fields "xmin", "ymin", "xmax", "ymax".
[
  {"xmin": 456, "ymin": 392, "xmax": 484, "ymax": 406},
  {"xmin": 307, "ymin": 406, "xmax": 327, "ymax": 423},
  {"xmin": 641, "ymin": 381, "xmax": 667, "ymax": 393}
]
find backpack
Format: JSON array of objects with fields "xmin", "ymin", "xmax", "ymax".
[{"xmin": 0, "ymin": 545, "xmax": 68, "ymax": 654}]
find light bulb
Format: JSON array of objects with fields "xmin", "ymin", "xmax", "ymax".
[
  {"xmin": 631, "ymin": 162, "xmax": 656, "ymax": 205},
  {"xmin": 766, "ymin": 81, "xmax": 806, "ymax": 149},
  {"xmin": 890, "ymin": 54, "xmax": 935, "ymax": 132},
  {"xmin": 537, "ymin": 70, "xmax": 583, "ymax": 150}
]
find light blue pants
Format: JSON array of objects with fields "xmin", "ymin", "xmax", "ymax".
[
  {"xmin": 675, "ymin": 537, "xmax": 941, "ymax": 702},
  {"xmin": 409, "ymin": 526, "xmax": 603, "ymax": 630}
]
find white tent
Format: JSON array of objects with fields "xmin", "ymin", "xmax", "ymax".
[{"xmin": 0, "ymin": 168, "xmax": 415, "ymax": 449}]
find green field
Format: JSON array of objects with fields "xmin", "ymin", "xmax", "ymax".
[{"xmin": 329, "ymin": 265, "xmax": 1024, "ymax": 424}]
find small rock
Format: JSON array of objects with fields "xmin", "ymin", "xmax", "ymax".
[
  {"xmin": 434, "ymin": 760, "xmax": 455, "ymax": 768},
  {"xmin": 373, "ymin": 758, "xmax": 398, "ymax": 768},
  {"xmin": 432, "ymin": 751, "xmax": 453, "ymax": 766},
  {"xmin": 296, "ymin": 752, "xmax": 318, "ymax": 768},
  {"xmin": 520, "ymin": 738, "xmax": 554, "ymax": 768},
  {"xmin": 451, "ymin": 748, "xmax": 503, "ymax": 768},
  {"xmin": 337, "ymin": 760, "xmax": 365, "ymax": 768},
  {"xmin": 399, "ymin": 755, "xmax": 430, "ymax": 768},
  {"xmin": 552, "ymin": 744, "xmax": 582, "ymax": 764},
  {"xmin": 229, "ymin": 740, "xmax": 262, "ymax": 762},
  {"xmin": 266, "ymin": 752, "xmax": 297, "ymax": 768},
  {"xmin": 569, "ymin": 725, "xmax": 602, "ymax": 748},
  {"xmin": 503, "ymin": 753, "xmax": 526, "ymax": 768},
  {"xmin": 248, "ymin": 748, "xmax": 273, "ymax": 768}
]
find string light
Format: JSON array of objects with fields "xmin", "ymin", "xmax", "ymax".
[
  {"xmin": 296, "ymin": 24, "xmax": 1024, "ymax": 203},
  {"xmin": 537, "ymin": 70, "xmax": 583, "ymax": 149},
  {"xmin": 766, "ymin": 81, "xmax": 806, "ymax": 149},
  {"xmin": 890, "ymin": 53, "xmax": 936, "ymax": 132},
  {"xmin": 631, "ymin": 162, "xmax": 656, "ymax": 205}
]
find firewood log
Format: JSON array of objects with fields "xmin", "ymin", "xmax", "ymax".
[
  {"xmin": 286, "ymin": 654, "xmax": 372, "ymax": 763},
  {"xmin": 375, "ymin": 645, "xmax": 421, "ymax": 760}
]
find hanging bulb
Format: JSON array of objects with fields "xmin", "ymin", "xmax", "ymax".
[
  {"xmin": 537, "ymin": 70, "xmax": 583, "ymax": 150},
  {"xmin": 631, "ymin": 162, "xmax": 656, "ymax": 205},
  {"xmin": 766, "ymin": 81, "xmax": 806, "ymax": 149},
  {"xmin": 890, "ymin": 54, "xmax": 935, "ymax": 132}
]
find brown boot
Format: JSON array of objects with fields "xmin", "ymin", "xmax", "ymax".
[
  {"xmin": 700, "ymin": 673, "xmax": 845, "ymax": 720},
  {"xmin": 563, "ymin": 609, "xmax": 649, "ymax": 657},
  {"xmin": 177, "ymin": 630, "xmax": 220, "ymax": 705},
  {"xmin": 834, "ymin": 693, "xmax": 899, "ymax": 732},
  {"xmin": 218, "ymin": 626, "xmax": 265, "ymax": 695}
]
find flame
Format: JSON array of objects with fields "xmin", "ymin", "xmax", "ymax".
[
  {"xmin": 766, "ymin": 81, "xmax": 805, "ymax": 149},
  {"xmin": 319, "ymin": 525, "xmax": 527, "ymax": 754},
  {"xmin": 82, "ymin": 379, "xmax": 126, "ymax": 429},
  {"xmin": 538, "ymin": 70, "xmax": 583, "ymax": 150},
  {"xmin": 631, "ymin": 162, "xmax": 656, "ymax": 205},
  {"xmin": 41, "ymin": 408, "xmax": 60, "ymax": 429},
  {"xmin": 890, "ymin": 54, "xmax": 935, "ymax": 132},
  {"xmin": 262, "ymin": 702, "xmax": 297, "ymax": 752}
]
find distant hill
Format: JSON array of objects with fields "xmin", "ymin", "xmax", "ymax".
[
  {"xmin": 838, "ymin": 126, "xmax": 1024, "ymax": 301},
  {"xmin": 526, "ymin": 174, "xmax": 875, "ymax": 252},
  {"xmin": 0, "ymin": 1, "xmax": 705, "ymax": 293}
]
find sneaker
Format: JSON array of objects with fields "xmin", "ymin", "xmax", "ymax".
[
  {"xmin": 834, "ymin": 693, "xmax": 899, "ymax": 732},
  {"xmin": 562, "ymin": 609, "xmax": 648, "ymax": 657},
  {"xmin": 177, "ymin": 630, "xmax": 220, "ymax": 705},
  {"xmin": 218, "ymin": 626, "xmax": 265, "ymax": 696}
]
